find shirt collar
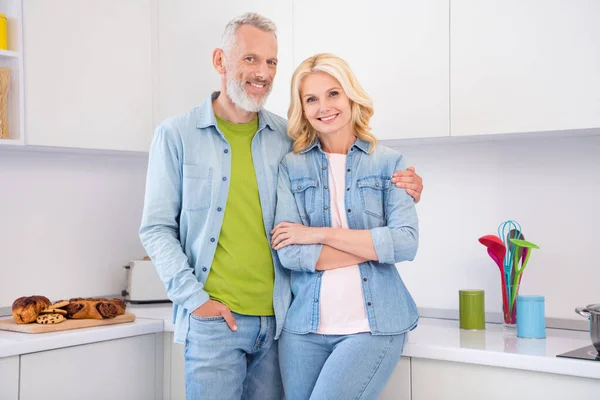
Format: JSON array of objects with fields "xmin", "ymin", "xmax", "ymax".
[
  {"xmin": 352, "ymin": 138, "xmax": 371, "ymax": 153},
  {"xmin": 300, "ymin": 137, "xmax": 372, "ymax": 154}
]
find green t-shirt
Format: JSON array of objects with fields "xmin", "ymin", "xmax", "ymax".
[{"xmin": 203, "ymin": 114, "xmax": 275, "ymax": 316}]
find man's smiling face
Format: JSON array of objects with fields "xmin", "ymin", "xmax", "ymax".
[{"xmin": 224, "ymin": 25, "xmax": 278, "ymax": 112}]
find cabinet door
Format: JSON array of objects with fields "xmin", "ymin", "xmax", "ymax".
[
  {"xmin": 451, "ymin": 0, "xmax": 600, "ymax": 136},
  {"xmin": 294, "ymin": 0, "xmax": 449, "ymax": 140},
  {"xmin": 0, "ymin": 356, "xmax": 19, "ymax": 400},
  {"xmin": 20, "ymin": 334, "xmax": 159, "ymax": 400},
  {"xmin": 156, "ymin": 0, "xmax": 293, "ymax": 125},
  {"xmin": 165, "ymin": 332, "xmax": 186, "ymax": 400},
  {"xmin": 23, "ymin": 0, "xmax": 154, "ymax": 151},
  {"xmin": 412, "ymin": 358, "xmax": 600, "ymax": 400},
  {"xmin": 379, "ymin": 357, "xmax": 411, "ymax": 400}
]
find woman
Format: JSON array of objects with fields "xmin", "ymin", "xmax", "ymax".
[{"xmin": 271, "ymin": 53, "xmax": 419, "ymax": 399}]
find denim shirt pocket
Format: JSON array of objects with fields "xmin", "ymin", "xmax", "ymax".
[
  {"xmin": 182, "ymin": 164, "xmax": 213, "ymax": 211},
  {"xmin": 290, "ymin": 177, "xmax": 318, "ymax": 223},
  {"xmin": 357, "ymin": 176, "xmax": 390, "ymax": 219}
]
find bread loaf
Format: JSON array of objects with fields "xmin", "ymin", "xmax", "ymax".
[{"xmin": 12, "ymin": 295, "xmax": 51, "ymax": 324}]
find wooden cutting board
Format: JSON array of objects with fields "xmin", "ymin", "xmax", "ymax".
[{"xmin": 0, "ymin": 313, "xmax": 136, "ymax": 334}]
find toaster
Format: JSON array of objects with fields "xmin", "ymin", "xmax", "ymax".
[{"xmin": 122, "ymin": 259, "xmax": 170, "ymax": 304}]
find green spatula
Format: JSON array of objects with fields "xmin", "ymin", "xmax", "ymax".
[{"xmin": 509, "ymin": 238, "xmax": 540, "ymax": 312}]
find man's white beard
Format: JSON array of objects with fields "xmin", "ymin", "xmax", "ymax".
[{"xmin": 226, "ymin": 75, "xmax": 272, "ymax": 113}]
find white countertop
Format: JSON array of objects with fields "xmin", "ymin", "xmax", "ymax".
[
  {"xmin": 403, "ymin": 317, "xmax": 599, "ymax": 379},
  {"xmin": 1, "ymin": 304, "xmax": 599, "ymax": 380},
  {"xmin": 0, "ymin": 315, "xmax": 163, "ymax": 358},
  {"xmin": 128, "ymin": 304, "xmax": 175, "ymax": 331}
]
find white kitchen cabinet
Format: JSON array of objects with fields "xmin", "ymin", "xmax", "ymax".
[
  {"xmin": 156, "ymin": 0, "xmax": 293, "ymax": 125},
  {"xmin": 379, "ymin": 357, "xmax": 411, "ymax": 400},
  {"xmin": 451, "ymin": 0, "xmax": 600, "ymax": 136},
  {"xmin": 412, "ymin": 358, "xmax": 600, "ymax": 400},
  {"xmin": 0, "ymin": 0, "xmax": 25, "ymax": 146},
  {"xmin": 164, "ymin": 332, "xmax": 185, "ymax": 400},
  {"xmin": 20, "ymin": 334, "xmax": 161, "ymax": 400},
  {"xmin": 23, "ymin": 0, "xmax": 155, "ymax": 151},
  {"xmin": 294, "ymin": 0, "xmax": 449, "ymax": 141},
  {"xmin": 0, "ymin": 356, "xmax": 19, "ymax": 400}
]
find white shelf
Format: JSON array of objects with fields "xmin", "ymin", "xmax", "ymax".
[
  {"xmin": 0, "ymin": 0, "xmax": 23, "ymax": 142},
  {"xmin": 0, "ymin": 137, "xmax": 23, "ymax": 145},
  {"xmin": 0, "ymin": 49, "xmax": 19, "ymax": 58}
]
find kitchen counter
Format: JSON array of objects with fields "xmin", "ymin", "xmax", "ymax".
[
  {"xmin": 0, "ymin": 315, "xmax": 163, "ymax": 358},
  {"xmin": 127, "ymin": 304, "xmax": 600, "ymax": 380},
  {"xmin": 404, "ymin": 317, "xmax": 599, "ymax": 379},
  {"xmin": 1, "ymin": 304, "xmax": 598, "ymax": 380},
  {"xmin": 127, "ymin": 303, "xmax": 176, "ymax": 331}
]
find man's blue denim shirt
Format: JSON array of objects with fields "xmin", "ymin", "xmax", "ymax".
[
  {"xmin": 139, "ymin": 93, "xmax": 293, "ymax": 343},
  {"xmin": 274, "ymin": 139, "xmax": 420, "ymax": 335}
]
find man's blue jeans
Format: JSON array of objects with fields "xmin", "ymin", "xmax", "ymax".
[{"xmin": 184, "ymin": 312, "xmax": 283, "ymax": 400}]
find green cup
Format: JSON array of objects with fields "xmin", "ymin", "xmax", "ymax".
[{"xmin": 459, "ymin": 290, "xmax": 485, "ymax": 330}]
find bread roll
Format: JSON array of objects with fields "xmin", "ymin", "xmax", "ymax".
[
  {"xmin": 12, "ymin": 295, "xmax": 51, "ymax": 324},
  {"xmin": 109, "ymin": 298, "xmax": 126, "ymax": 315},
  {"xmin": 97, "ymin": 302, "xmax": 119, "ymax": 318},
  {"xmin": 70, "ymin": 300, "xmax": 103, "ymax": 320},
  {"xmin": 64, "ymin": 302, "xmax": 84, "ymax": 318}
]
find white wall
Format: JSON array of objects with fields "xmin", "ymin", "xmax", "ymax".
[
  {"xmin": 0, "ymin": 149, "xmax": 148, "ymax": 306},
  {"xmin": 394, "ymin": 134, "xmax": 600, "ymax": 321},
  {"xmin": 1, "ymin": 135, "xmax": 599, "ymax": 322}
]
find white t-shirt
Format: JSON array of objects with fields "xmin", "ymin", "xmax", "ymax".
[{"xmin": 316, "ymin": 152, "xmax": 371, "ymax": 335}]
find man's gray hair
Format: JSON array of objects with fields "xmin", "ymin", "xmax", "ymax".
[{"xmin": 221, "ymin": 12, "xmax": 277, "ymax": 57}]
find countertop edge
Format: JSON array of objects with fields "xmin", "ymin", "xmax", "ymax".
[
  {"xmin": 403, "ymin": 343, "xmax": 600, "ymax": 380},
  {"xmin": 2, "ymin": 310, "xmax": 599, "ymax": 381},
  {"xmin": 0, "ymin": 318, "xmax": 164, "ymax": 358}
]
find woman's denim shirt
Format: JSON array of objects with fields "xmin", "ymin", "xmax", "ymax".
[{"xmin": 274, "ymin": 138, "xmax": 419, "ymax": 335}]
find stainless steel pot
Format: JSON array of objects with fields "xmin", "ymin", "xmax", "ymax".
[{"xmin": 575, "ymin": 304, "xmax": 600, "ymax": 353}]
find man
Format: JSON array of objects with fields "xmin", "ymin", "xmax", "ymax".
[{"xmin": 139, "ymin": 12, "xmax": 424, "ymax": 400}]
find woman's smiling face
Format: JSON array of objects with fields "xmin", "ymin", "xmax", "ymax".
[{"xmin": 301, "ymin": 71, "xmax": 353, "ymax": 137}]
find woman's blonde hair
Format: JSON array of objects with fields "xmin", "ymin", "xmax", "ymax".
[{"xmin": 287, "ymin": 53, "xmax": 376, "ymax": 153}]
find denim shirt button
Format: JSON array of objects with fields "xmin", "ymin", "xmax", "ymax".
[
  {"xmin": 363, "ymin": 277, "xmax": 368, "ymax": 282},
  {"xmin": 222, "ymin": 177, "xmax": 227, "ymax": 181},
  {"xmin": 346, "ymin": 187, "xmax": 350, "ymax": 191},
  {"xmin": 324, "ymin": 206, "xmax": 329, "ymax": 211},
  {"xmin": 217, "ymin": 207, "xmax": 222, "ymax": 212},
  {"xmin": 210, "ymin": 238, "xmax": 215, "ymax": 242},
  {"xmin": 314, "ymin": 298, "xmax": 319, "ymax": 302},
  {"xmin": 375, "ymin": 183, "xmax": 379, "ymax": 187},
  {"xmin": 367, "ymin": 302, "xmax": 372, "ymax": 306},
  {"xmin": 322, "ymin": 166, "xmax": 326, "ymax": 170},
  {"xmin": 297, "ymin": 186, "xmax": 302, "ymax": 190},
  {"xmin": 347, "ymin": 209, "xmax": 352, "ymax": 213},
  {"xmin": 202, "ymin": 267, "xmax": 207, "ymax": 272},
  {"xmin": 224, "ymin": 149, "xmax": 229, "ymax": 154},
  {"xmin": 324, "ymin": 185, "xmax": 328, "ymax": 189},
  {"xmin": 347, "ymin": 168, "xmax": 351, "ymax": 172}
]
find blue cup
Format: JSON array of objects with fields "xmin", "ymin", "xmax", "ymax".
[{"xmin": 516, "ymin": 295, "xmax": 546, "ymax": 339}]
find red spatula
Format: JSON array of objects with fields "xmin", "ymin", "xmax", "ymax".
[{"xmin": 479, "ymin": 235, "xmax": 510, "ymax": 322}]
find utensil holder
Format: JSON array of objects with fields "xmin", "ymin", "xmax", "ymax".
[{"xmin": 503, "ymin": 283, "xmax": 520, "ymax": 327}]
